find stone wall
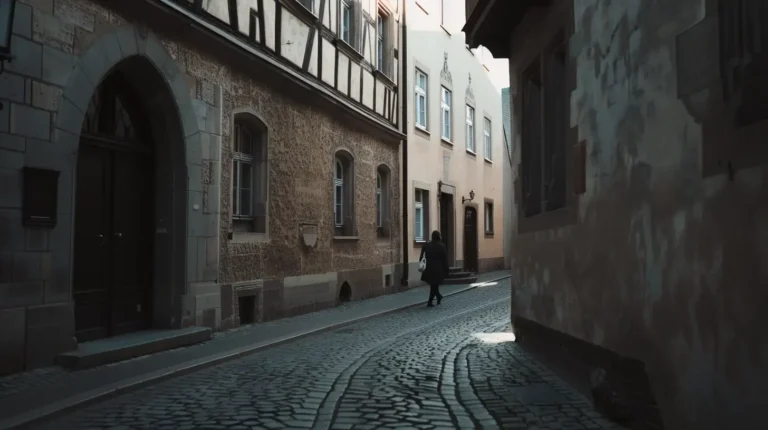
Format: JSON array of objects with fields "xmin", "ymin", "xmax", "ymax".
[{"xmin": 506, "ymin": 0, "xmax": 768, "ymax": 429}]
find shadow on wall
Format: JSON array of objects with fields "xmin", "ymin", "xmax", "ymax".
[{"xmin": 339, "ymin": 281, "xmax": 352, "ymax": 302}]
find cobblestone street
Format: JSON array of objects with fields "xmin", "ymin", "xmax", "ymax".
[{"xmin": 36, "ymin": 281, "xmax": 622, "ymax": 430}]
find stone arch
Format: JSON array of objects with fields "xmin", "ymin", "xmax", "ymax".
[{"xmin": 52, "ymin": 26, "xmax": 211, "ymax": 331}]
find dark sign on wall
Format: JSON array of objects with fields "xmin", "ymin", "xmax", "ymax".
[{"xmin": 22, "ymin": 167, "xmax": 60, "ymax": 228}]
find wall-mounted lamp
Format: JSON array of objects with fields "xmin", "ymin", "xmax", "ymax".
[
  {"xmin": 436, "ymin": 179, "xmax": 443, "ymax": 201},
  {"xmin": 0, "ymin": 0, "xmax": 18, "ymax": 111},
  {"xmin": 462, "ymin": 189, "xmax": 475, "ymax": 205}
]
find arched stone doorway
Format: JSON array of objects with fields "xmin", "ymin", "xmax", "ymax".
[
  {"xmin": 72, "ymin": 67, "xmax": 158, "ymax": 341},
  {"xmin": 52, "ymin": 27, "xmax": 217, "ymax": 342}
]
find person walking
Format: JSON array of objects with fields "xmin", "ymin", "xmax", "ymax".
[{"xmin": 418, "ymin": 230, "xmax": 450, "ymax": 307}]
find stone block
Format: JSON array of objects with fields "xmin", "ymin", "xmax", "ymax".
[
  {"xmin": 33, "ymin": 9, "xmax": 75, "ymax": 53},
  {"xmin": 13, "ymin": 2, "xmax": 33, "ymax": 38},
  {"xmin": 0, "ymin": 73, "xmax": 25, "ymax": 104},
  {"xmin": 20, "ymin": 0, "xmax": 54, "ymax": 14},
  {"xmin": 25, "ymin": 137, "xmax": 73, "ymax": 170},
  {"xmin": 24, "ymin": 228, "xmax": 49, "ymax": 251},
  {"xmin": 6, "ymin": 36, "xmax": 42, "ymax": 78},
  {"xmin": 0, "ymin": 254, "xmax": 11, "ymax": 282},
  {"xmin": 0, "ymin": 168, "xmax": 21, "ymax": 209},
  {"xmin": 0, "ymin": 281, "xmax": 44, "ymax": 308},
  {"xmin": 12, "ymin": 252, "xmax": 50, "ymax": 281},
  {"xmin": 54, "ymin": 98, "xmax": 82, "ymax": 135},
  {"xmin": 0, "ymin": 209, "xmax": 24, "ymax": 251},
  {"xmin": 0, "ymin": 105, "xmax": 9, "ymax": 132},
  {"xmin": 113, "ymin": 26, "xmax": 138, "ymax": 57},
  {"xmin": 9, "ymin": 103, "xmax": 51, "ymax": 140},
  {"xmin": 53, "ymin": 0, "xmax": 96, "ymax": 32},
  {"xmin": 187, "ymin": 163, "xmax": 203, "ymax": 192},
  {"xmin": 205, "ymin": 236, "xmax": 219, "ymax": 266},
  {"xmin": 31, "ymin": 80, "xmax": 63, "ymax": 111},
  {"xmin": 44, "ymin": 249, "xmax": 71, "ymax": 304},
  {"xmin": 78, "ymin": 37, "xmax": 114, "ymax": 86},
  {"xmin": 185, "ymin": 132, "xmax": 202, "ymax": 166},
  {"xmin": 186, "ymin": 237, "xmax": 198, "ymax": 283},
  {"xmin": 0, "ymin": 307, "xmax": 26, "ymax": 376},
  {"xmin": 145, "ymin": 34, "xmax": 180, "ymax": 82},
  {"xmin": 206, "ymin": 105, "xmax": 222, "ymax": 136},
  {"xmin": 25, "ymin": 302, "xmax": 76, "ymax": 369},
  {"xmin": 195, "ymin": 292, "xmax": 221, "ymax": 311},
  {"xmin": 42, "ymin": 45, "xmax": 77, "ymax": 87},
  {"xmin": 0, "ymin": 132, "xmax": 24, "ymax": 153},
  {"xmin": 0, "ymin": 148, "xmax": 24, "ymax": 169}
]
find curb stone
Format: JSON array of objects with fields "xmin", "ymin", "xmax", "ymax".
[{"xmin": 0, "ymin": 275, "xmax": 511, "ymax": 430}]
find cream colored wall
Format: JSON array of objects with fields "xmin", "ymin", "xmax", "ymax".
[{"xmin": 405, "ymin": 0, "xmax": 504, "ymax": 267}]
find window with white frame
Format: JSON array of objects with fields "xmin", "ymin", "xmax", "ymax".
[
  {"xmin": 377, "ymin": 13, "xmax": 387, "ymax": 73},
  {"xmin": 466, "ymin": 105, "xmax": 475, "ymax": 152},
  {"xmin": 334, "ymin": 150, "xmax": 355, "ymax": 236},
  {"xmin": 297, "ymin": 0, "xmax": 314, "ymax": 12},
  {"xmin": 414, "ymin": 189, "xmax": 425, "ymax": 242},
  {"xmin": 376, "ymin": 166, "xmax": 391, "ymax": 237},
  {"xmin": 484, "ymin": 201, "xmax": 494, "ymax": 234},
  {"xmin": 376, "ymin": 171, "xmax": 383, "ymax": 227},
  {"xmin": 441, "ymin": 86, "xmax": 452, "ymax": 141},
  {"xmin": 415, "ymin": 70, "xmax": 428, "ymax": 129},
  {"xmin": 232, "ymin": 114, "xmax": 268, "ymax": 234},
  {"xmin": 341, "ymin": 0, "xmax": 352, "ymax": 45},
  {"xmin": 483, "ymin": 117, "xmax": 492, "ymax": 160}
]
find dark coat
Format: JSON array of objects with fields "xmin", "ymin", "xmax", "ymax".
[{"xmin": 419, "ymin": 240, "xmax": 449, "ymax": 285}]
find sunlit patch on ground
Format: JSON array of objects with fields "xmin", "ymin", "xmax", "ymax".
[
  {"xmin": 471, "ymin": 281, "xmax": 499, "ymax": 288},
  {"xmin": 472, "ymin": 331, "xmax": 517, "ymax": 344}
]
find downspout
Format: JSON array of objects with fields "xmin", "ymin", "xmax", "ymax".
[{"xmin": 400, "ymin": 1, "xmax": 410, "ymax": 288}]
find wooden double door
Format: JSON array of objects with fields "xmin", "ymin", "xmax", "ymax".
[{"xmin": 73, "ymin": 139, "xmax": 154, "ymax": 342}]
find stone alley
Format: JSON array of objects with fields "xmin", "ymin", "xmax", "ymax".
[{"xmin": 0, "ymin": 279, "xmax": 624, "ymax": 430}]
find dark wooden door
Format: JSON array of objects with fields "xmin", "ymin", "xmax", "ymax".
[
  {"xmin": 439, "ymin": 194, "xmax": 454, "ymax": 265},
  {"xmin": 463, "ymin": 206, "xmax": 479, "ymax": 273},
  {"xmin": 73, "ymin": 142, "xmax": 153, "ymax": 342},
  {"xmin": 73, "ymin": 144, "xmax": 112, "ymax": 342}
]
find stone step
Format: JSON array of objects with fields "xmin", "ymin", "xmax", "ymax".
[
  {"xmin": 443, "ymin": 276, "xmax": 478, "ymax": 285},
  {"xmin": 57, "ymin": 327, "xmax": 212, "ymax": 370},
  {"xmin": 446, "ymin": 271, "xmax": 474, "ymax": 279},
  {"xmin": 449, "ymin": 266, "xmax": 464, "ymax": 273}
]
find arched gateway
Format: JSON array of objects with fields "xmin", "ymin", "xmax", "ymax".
[{"xmin": 54, "ymin": 27, "xmax": 216, "ymax": 342}]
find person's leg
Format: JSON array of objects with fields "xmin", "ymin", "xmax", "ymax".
[
  {"xmin": 436, "ymin": 284, "xmax": 443, "ymax": 304},
  {"xmin": 427, "ymin": 284, "xmax": 437, "ymax": 306}
]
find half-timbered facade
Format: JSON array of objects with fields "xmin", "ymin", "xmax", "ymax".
[{"xmin": 0, "ymin": 0, "xmax": 404, "ymax": 375}]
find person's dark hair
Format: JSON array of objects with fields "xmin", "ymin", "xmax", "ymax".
[{"xmin": 431, "ymin": 230, "xmax": 441, "ymax": 242}]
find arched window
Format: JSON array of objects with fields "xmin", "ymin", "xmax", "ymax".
[
  {"xmin": 232, "ymin": 113, "xmax": 268, "ymax": 234},
  {"xmin": 376, "ymin": 165, "xmax": 391, "ymax": 238},
  {"xmin": 334, "ymin": 150, "xmax": 355, "ymax": 236}
]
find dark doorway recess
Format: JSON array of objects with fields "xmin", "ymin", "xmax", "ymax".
[
  {"xmin": 72, "ymin": 71, "xmax": 155, "ymax": 343},
  {"xmin": 439, "ymin": 192, "xmax": 455, "ymax": 266},
  {"xmin": 238, "ymin": 295, "xmax": 256, "ymax": 325},
  {"xmin": 339, "ymin": 281, "xmax": 352, "ymax": 302},
  {"xmin": 463, "ymin": 206, "xmax": 479, "ymax": 273}
]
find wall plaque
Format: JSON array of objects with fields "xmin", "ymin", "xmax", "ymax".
[{"xmin": 22, "ymin": 167, "xmax": 60, "ymax": 228}]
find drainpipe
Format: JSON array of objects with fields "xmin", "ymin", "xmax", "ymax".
[{"xmin": 400, "ymin": 2, "xmax": 410, "ymax": 288}]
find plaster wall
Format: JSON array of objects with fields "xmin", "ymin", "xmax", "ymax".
[
  {"xmin": 506, "ymin": 0, "xmax": 768, "ymax": 428},
  {"xmin": 405, "ymin": 0, "xmax": 504, "ymax": 281}
]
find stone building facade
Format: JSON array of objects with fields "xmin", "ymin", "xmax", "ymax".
[
  {"xmin": 466, "ymin": 0, "xmax": 768, "ymax": 429},
  {"xmin": 0, "ymin": 0, "xmax": 404, "ymax": 375}
]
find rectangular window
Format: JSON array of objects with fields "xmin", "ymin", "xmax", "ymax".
[
  {"xmin": 415, "ymin": 70, "xmax": 428, "ymax": 129},
  {"xmin": 341, "ymin": 0, "xmax": 352, "ymax": 45},
  {"xmin": 298, "ymin": 0, "xmax": 314, "ymax": 11},
  {"xmin": 377, "ymin": 13, "xmax": 387, "ymax": 73},
  {"xmin": 414, "ymin": 189, "xmax": 427, "ymax": 242},
  {"xmin": 484, "ymin": 117, "xmax": 492, "ymax": 160},
  {"xmin": 484, "ymin": 201, "xmax": 494, "ymax": 234},
  {"xmin": 440, "ymin": 86, "xmax": 452, "ymax": 141},
  {"xmin": 522, "ymin": 40, "xmax": 567, "ymax": 217},
  {"xmin": 466, "ymin": 105, "xmax": 475, "ymax": 152},
  {"xmin": 233, "ymin": 124, "xmax": 254, "ymax": 219}
]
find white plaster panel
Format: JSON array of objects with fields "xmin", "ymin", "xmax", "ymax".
[
  {"xmin": 262, "ymin": 0, "xmax": 276, "ymax": 49},
  {"xmin": 308, "ymin": 33, "xmax": 319, "ymax": 77},
  {"xmin": 321, "ymin": 38, "xmax": 336, "ymax": 86},
  {"xmin": 375, "ymin": 80, "xmax": 385, "ymax": 116},
  {"xmin": 281, "ymin": 12, "xmax": 310, "ymax": 68},
  {"xmin": 337, "ymin": 54, "xmax": 349, "ymax": 94},
  {"xmin": 236, "ymin": 0, "xmax": 259, "ymax": 38},
  {"xmin": 362, "ymin": 69, "xmax": 373, "ymax": 109},
  {"xmin": 349, "ymin": 61, "xmax": 361, "ymax": 101},
  {"xmin": 201, "ymin": 0, "xmax": 230, "ymax": 24}
]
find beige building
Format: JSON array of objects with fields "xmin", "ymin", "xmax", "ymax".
[
  {"xmin": 403, "ymin": 0, "xmax": 504, "ymax": 285},
  {"xmin": 0, "ymin": 0, "xmax": 404, "ymax": 374}
]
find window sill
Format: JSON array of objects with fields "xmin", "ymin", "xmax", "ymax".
[
  {"xmin": 466, "ymin": 149, "xmax": 477, "ymax": 157},
  {"xmin": 334, "ymin": 38, "xmax": 364, "ymax": 62},
  {"xmin": 484, "ymin": 232, "xmax": 494, "ymax": 238},
  {"xmin": 414, "ymin": 240, "xmax": 427, "ymax": 246},
  {"xmin": 373, "ymin": 69, "xmax": 396, "ymax": 89},
  {"xmin": 441, "ymin": 137, "xmax": 453, "ymax": 146},
  {"xmin": 484, "ymin": 157, "xmax": 493, "ymax": 165},
  {"xmin": 440, "ymin": 25, "xmax": 451, "ymax": 36},
  {"xmin": 333, "ymin": 235, "xmax": 360, "ymax": 241},
  {"xmin": 231, "ymin": 232, "xmax": 270, "ymax": 244},
  {"xmin": 415, "ymin": 1, "xmax": 429, "ymax": 15},
  {"xmin": 415, "ymin": 125, "xmax": 430, "ymax": 137},
  {"xmin": 279, "ymin": 0, "xmax": 317, "ymax": 26}
]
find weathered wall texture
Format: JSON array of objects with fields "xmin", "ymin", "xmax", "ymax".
[{"xmin": 507, "ymin": 0, "xmax": 768, "ymax": 429}]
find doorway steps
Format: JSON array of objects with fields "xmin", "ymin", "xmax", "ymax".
[
  {"xmin": 57, "ymin": 327, "xmax": 212, "ymax": 370},
  {"xmin": 444, "ymin": 266, "xmax": 478, "ymax": 285}
]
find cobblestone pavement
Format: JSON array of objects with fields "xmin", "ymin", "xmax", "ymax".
[{"xmin": 38, "ymin": 280, "xmax": 623, "ymax": 430}]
